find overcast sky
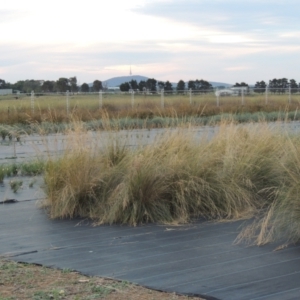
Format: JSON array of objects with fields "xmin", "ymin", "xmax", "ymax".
[{"xmin": 1, "ymin": 0, "xmax": 300, "ymax": 85}]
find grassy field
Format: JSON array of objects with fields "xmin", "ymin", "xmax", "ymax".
[
  {"xmin": 41, "ymin": 120, "xmax": 300, "ymax": 246},
  {"xmin": 1, "ymin": 92, "xmax": 300, "ymax": 125}
]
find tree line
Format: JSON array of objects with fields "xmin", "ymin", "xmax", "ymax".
[
  {"xmin": 252, "ymin": 78, "xmax": 299, "ymax": 94},
  {"xmin": 119, "ymin": 78, "xmax": 213, "ymax": 93},
  {"xmin": 1, "ymin": 77, "xmax": 299, "ymax": 94},
  {"xmin": 0, "ymin": 77, "xmax": 103, "ymax": 93},
  {"xmin": 119, "ymin": 78, "xmax": 173, "ymax": 92},
  {"xmin": 0, "ymin": 77, "xmax": 214, "ymax": 93}
]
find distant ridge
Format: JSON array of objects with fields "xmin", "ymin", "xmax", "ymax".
[
  {"xmin": 90, "ymin": 75, "xmax": 232, "ymax": 88},
  {"xmin": 209, "ymin": 81, "xmax": 232, "ymax": 88},
  {"xmin": 103, "ymin": 75, "xmax": 149, "ymax": 87}
]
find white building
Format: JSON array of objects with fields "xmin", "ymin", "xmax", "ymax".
[
  {"xmin": 215, "ymin": 89, "xmax": 236, "ymax": 97},
  {"xmin": 107, "ymin": 87, "xmax": 120, "ymax": 92},
  {"xmin": 0, "ymin": 89, "xmax": 13, "ymax": 95},
  {"xmin": 230, "ymin": 86, "xmax": 249, "ymax": 93},
  {"xmin": 215, "ymin": 86, "xmax": 249, "ymax": 97}
]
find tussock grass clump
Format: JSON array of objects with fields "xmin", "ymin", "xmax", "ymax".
[
  {"xmin": 44, "ymin": 125, "xmax": 128, "ymax": 219},
  {"xmin": 44, "ymin": 121, "xmax": 290, "ymax": 231},
  {"xmin": 236, "ymin": 135, "xmax": 300, "ymax": 246}
]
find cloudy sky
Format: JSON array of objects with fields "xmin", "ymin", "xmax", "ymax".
[{"xmin": 1, "ymin": 0, "xmax": 300, "ymax": 85}]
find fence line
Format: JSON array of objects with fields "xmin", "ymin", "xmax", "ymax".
[
  {"xmin": 2, "ymin": 87, "xmax": 300, "ymax": 115},
  {"xmin": 30, "ymin": 90, "xmax": 34, "ymax": 114},
  {"xmin": 131, "ymin": 90, "xmax": 134, "ymax": 108},
  {"xmin": 99, "ymin": 90, "xmax": 103, "ymax": 109},
  {"xmin": 66, "ymin": 90, "xmax": 69, "ymax": 115},
  {"xmin": 5, "ymin": 87, "xmax": 300, "ymax": 96}
]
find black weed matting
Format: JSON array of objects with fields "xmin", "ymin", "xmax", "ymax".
[{"xmin": 1, "ymin": 200, "xmax": 299, "ymax": 300}]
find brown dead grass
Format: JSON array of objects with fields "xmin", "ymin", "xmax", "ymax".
[{"xmin": 1, "ymin": 93, "xmax": 300, "ymax": 125}]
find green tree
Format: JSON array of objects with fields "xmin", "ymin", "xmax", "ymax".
[
  {"xmin": 146, "ymin": 78, "xmax": 157, "ymax": 92},
  {"xmin": 42, "ymin": 80, "xmax": 56, "ymax": 92},
  {"xmin": 16, "ymin": 80, "xmax": 42, "ymax": 93},
  {"xmin": 56, "ymin": 78, "xmax": 69, "ymax": 92},
  {"xmin": 194, "ymin": 79, "xmax": 213, "ymax": 93},
  {"xmin": 69, "ymin": 76, "xmax": 78, "ymax": 92},
  {"xmin": 254, "ymin": 81, "xmax": 266, "ymax": 94},
  {"xmin": 11, "ymin": 80, "xmax": 25, "ymax": 92},
  {"xmin": 165, "ymin": 81, "xmax": 173, "ymax": 92},
  {"xmin": 187, "ymin": 80, "xmax": 195, "ymax": 90},
  {"xmin": 129, "ymin": 80, "xmax": 138, "ymax": 90},
  {"xmin": 92, "ymin": 80, "xmax": 103, "ymax": 92},
  {"xmin": 233, "ymin": 82, "xmax": 249, "ymax": 95},
  {"xmin": 158, "ymin": 81, "xmax": 165, "ymax": 90},
  {"xmin": 289, "ymin": 79, "xmax": 298, "ymax": 94},
  {"xmin": 81, "ymin": 83, "xmax": 90, "ymax": 92},
  {"xmin": 119, "ymin": 82, "xmax": 130, "ymax": 92},
  {"xmin": 176, "ymin": 80, "xmax": 185, "ymax": 93},
  {"xmin": 0, "ymin": 79, "xmax": 11, "ymax": 89},
  {"xmin": 138, "ymin": 80, "xmax": 147, "ymax": 91},
  {"xmin": 233, "ymin": 82, "xmax": 249, "ymax": 87},
  {"xmin": 269, "ymin": 78, "xmax": 288, "ymax": 94}
]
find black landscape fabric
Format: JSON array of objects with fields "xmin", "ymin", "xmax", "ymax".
[{"xmin": 1, "ymin": 200, "xmax": 300, "ymax": 300}]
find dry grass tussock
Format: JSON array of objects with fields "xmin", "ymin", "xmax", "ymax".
[
  {"xmin": 235, "ymin": 134, "xmax": 300, "ymax": 246},
  {"xmin": 43, "ymin": 120, "xmax": 300, "ymax": 245}
]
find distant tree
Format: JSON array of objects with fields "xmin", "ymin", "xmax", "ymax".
[
  {"xmin": 42, "ymin": 80, "xmax": 56, "ymax": 92},
  {"xmin": 269, "ymin": 78, "xmax": 278, "ymax": 94},
  {"xmin": 138, "ymin": 80, "xmax": 147, "ymax": 91},
  {"xmin": 56, "ymin": 78, "xmax": 69, "ymax": 92},
  {"xmin": 92, "ymin": 80, "xmax": 103, "ymax": 92},
  {"xmin": 0, "ymin": 79, "xmax": 5, "ymax": 88},
  {"xmin": 254, "ymin": 81, "xmax": 266, "ymax": 94},
  {"xmin": 157, "ymin": 81, "xmax": 165, "ymax": 90},
  {"xmin": 194, "ymin": 79, "xmax": 213, "ymax": 93},
  {"xmin": 187, "ymin": 80, "xmax": 196, "ymax": 90},
  {"xmin": 69, "ymin": 76, "xmax": 78, "ymax": 92},
  {"xmin": 0, "ymin": 79, "xmax": 11, "ymax": 89},
  {"xmin": 81, "ymin": 83, "xmax": 90, "ymax": 93},
  {"xmin": 165, "ymin": 81, "xmax": 173, "ymax": 92},
  {"xmin": 280, "ymin": 78, "xmax": 289, "ymax": 91},
  {"xmin": 13, "ymin": 80, "xmax": 42, "ymax": 93},
  {"xmin": 119, "ymin": 82, "xmax": 130, "ymax": 92},
  {"xmin": 289, "ymin": 79, "xmax": 298, "ymax": 94},
  {"xmin": 233, "ymin": 82, "xmax": 249, "ymax": 87},
  {"xmin": 129, "ymin": 80, "xmax": 138, "ymax": 90},
  {"xmin": 11, "ymin": 80, "xmax": 25, "ymax": 92},
  {"xmin": 233, "ymin": 82, "xmax": 249, "ymax": 95},
  {"xmin": 146, "ymin": 78, "xmax": 157, "ymax": 92},
  {"xmin": 176, "ymin": 80, "xmax": 185, "ymax": 93},
  {"xmin": 269, "ymin": 78, "xmax": 288, "ymax": 94}
]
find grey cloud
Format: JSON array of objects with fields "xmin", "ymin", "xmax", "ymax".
[{"xmin": 135, "ymin": 0, "xmax": 299, "ymax": 33}]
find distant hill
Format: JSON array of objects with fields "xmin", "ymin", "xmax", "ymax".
[
  {"xmin": 209, "ymin": 81, "xmax": 232, "ymax": 88},
  {"xmin": 90, "ymin": 75, "xmax": 232, "ymax": 88},
  {"xmin": 103, "ymin": 75, "xmax": 149, "ymax": 87}
]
